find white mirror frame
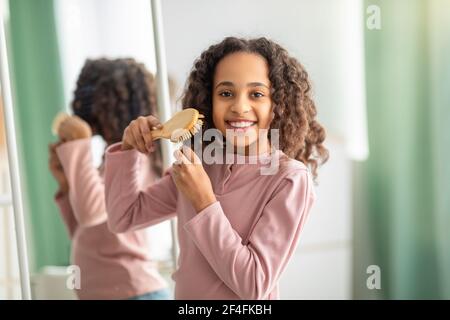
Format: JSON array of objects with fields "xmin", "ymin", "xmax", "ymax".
[{"xmin": 0, "ymin": 8, "xmax": 32, "ymax": 300}]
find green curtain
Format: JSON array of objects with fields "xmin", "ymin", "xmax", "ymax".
[
  {"xmin": 8, "ymin": 0, "xmax": 70, "ymax": 271},
  {"xmin": 354, "ymin": 0, "xmax": 450, "ymax": 299}
]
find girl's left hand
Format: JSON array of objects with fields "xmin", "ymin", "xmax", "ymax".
[
  {"xmin": 48, "ymin": 141, "xmax": 69, "ymax": 194},
  {"xmin": 172, "ymin": 146, "xmax": 217, "ymax": 213},
  {"xmin": 58, "ymin": 115, "xmax": 92, "ymax": 142}
]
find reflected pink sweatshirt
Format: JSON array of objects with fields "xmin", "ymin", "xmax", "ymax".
[
  {"xmin": 54, "ymin": 138, "xmax": 167, "ymax": 300},
  {"xmin": 104, "ymin": 142, "xmax": 315, "ymax": 300}
]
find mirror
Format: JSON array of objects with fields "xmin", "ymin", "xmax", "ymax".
[{"xmin": 0, "ymin": 0, "xmax": 176, "ymax": 300}]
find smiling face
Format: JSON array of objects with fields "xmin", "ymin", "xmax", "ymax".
[{"xmin": 212, "ymin": 52, "xmax": 273, "ymax": 154}]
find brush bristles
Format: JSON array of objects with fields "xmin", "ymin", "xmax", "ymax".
[{"xmin": 172, "ymin": 119, "xmax": 204, "ymax": 143}]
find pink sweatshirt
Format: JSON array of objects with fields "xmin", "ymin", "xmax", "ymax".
[
  {"xmin": 54, "ymin": 138, "xmax": 167, "ymax": 300},
  {"xmin": 104, "ymin": 142, "xmax": 315, "ymax": 300}
]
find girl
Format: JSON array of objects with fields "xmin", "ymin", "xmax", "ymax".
[
  {"xmin": 48, "ymin": 58, "xmax": 170, "ymax": 300},
  {"xmin": 104, "ymin": 37, "xmax": 329, "ymax": 299}
]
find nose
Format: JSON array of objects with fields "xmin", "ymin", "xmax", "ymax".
[{"xmin": 230, "ymin": 94, "xmax": 251, "ymax": 114}]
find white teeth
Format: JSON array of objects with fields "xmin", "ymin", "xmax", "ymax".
[{"xmin": 228, "ymin": 121, "xmax": 255, "ymax": 128}]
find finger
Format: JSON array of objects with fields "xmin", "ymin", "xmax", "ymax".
[
  {"xmin": 171, "ymin": 163, "xmax": 186, "ymax": 179},
  {"xmin": 171, "ymin": 165, "xmax": 182, "ymax": 183},
  {"xmin": 49, "ymin": 144, "xmax": 59, "ymax": 159},
  {"xmin": 173, "ymin": 149, "xmax": 190, "ymax": 165},
  {"xmin": 147, "ymin": 116, "xmax": 163, "ymax": 130},
  {"xmin": 49, "ymin": 147, "xmax": 60, "ymax": 162},
  {"xmin": 138, "ymin": 118, "xmax": 153, "ymax": 152},
  {"xmin": 172, "ymin": 163, "xmax": 180, "ymax": 172},
  {"xmin": 130, "ymin": 125, "xmax": 147, "ymax": 154},
  {"xmin": 49, "ymin": 159, "xmax": 59, "ymax": 170},
  {"xmin": 49, "ymin": 155, "xmax": 61, "ymax": 170},
  {"xmin": 173, "ymin": 149, "xmax": 182, "ymax": 165},
  {"xmin": 181, "ymin": 146, "xmax": 201, "ymax": 164},
  {"xmin": 122, "ymin": 127, "xmax": 135, "ymax": 149},
  {"xmin": 49, "ymin": 148, "xmax": 56, "ymax": 160}
]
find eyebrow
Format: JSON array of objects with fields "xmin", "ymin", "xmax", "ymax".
[{"xmin": 214, "ymin": 81, "xmax": 269, "ymax": 89}]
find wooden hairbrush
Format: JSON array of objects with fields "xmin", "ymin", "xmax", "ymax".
[
  {"xmin": 51, "ymin": 108, "xmax": 204, "ymax": 143},
  {"xmin": 151, "ymin": 108, "xmax": 204, "ymax": 143},
  {"xmin": 51, "ymin": 112, "xmax": 71, "ymax": 136}
]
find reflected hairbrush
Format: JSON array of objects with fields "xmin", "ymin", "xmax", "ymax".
[{"xmin": 51, "ymin": 112, "xmax": 71, "ymax": 136}]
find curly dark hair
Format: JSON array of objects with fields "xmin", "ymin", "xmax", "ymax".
[
  {"xmin": 181, "ymin": 37, "xmax": 328, "ymax": 179},
  {"xmin": 72, "ymin": 58, "xmax": 162, "ymax": 176}
]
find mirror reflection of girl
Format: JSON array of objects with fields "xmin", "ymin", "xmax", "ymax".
[
  {"xmin": 104, "ymin": 38, "xmax": 329, "ymax": 299},
  {"xmin": 48, "ymin": 58, "xmax": 170, "ymax": 300}
]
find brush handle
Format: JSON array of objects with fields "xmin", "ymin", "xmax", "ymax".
[{"xmin": 150, "ymin": 128, "xmax": 164, "ymax": 141}]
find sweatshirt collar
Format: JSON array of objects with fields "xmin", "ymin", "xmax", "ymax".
[{"xmin": 206, "ymin": 140, "xmax": 280, "ymax": 166}]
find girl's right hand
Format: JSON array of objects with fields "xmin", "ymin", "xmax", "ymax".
[
  {"xmin": 121, "ymin": 115, "xmax": 163, "ymax": 153},
  {"xmin": 58, "ymin": 115, "xmax": 92, "ymax": 142}
]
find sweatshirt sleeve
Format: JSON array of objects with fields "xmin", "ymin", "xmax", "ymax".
[
  {"xmin": 184, "ymin": 168, "xmax": 315, "ymax": 300},
  {"xmin": 56, "ymin": 138, "xmax": 107, "ymax": 228},
  {"xmin": 54, "ymin": 190, "xmax": 78, "ymax": 239},
  {"xmin": 104, "ymin": 142, "xmax": 178, "ymax": 234}
]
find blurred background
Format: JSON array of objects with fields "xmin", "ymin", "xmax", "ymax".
[{"xmin": 0, "ymin": 0, "xmax": 449, "ymax": 299}]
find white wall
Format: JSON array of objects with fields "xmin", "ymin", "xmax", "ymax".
[{"xmin": 279, "ymin": 138, "xmax": 352, "ymax": 299}]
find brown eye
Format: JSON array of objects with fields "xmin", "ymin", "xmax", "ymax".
[
  {"xmin": 252, "ymin": 92, "xmax": 264, "ymax": 98},
  {"xmin": 219, "ymin": 91, "xmax": 232, "ymax": 97}
]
